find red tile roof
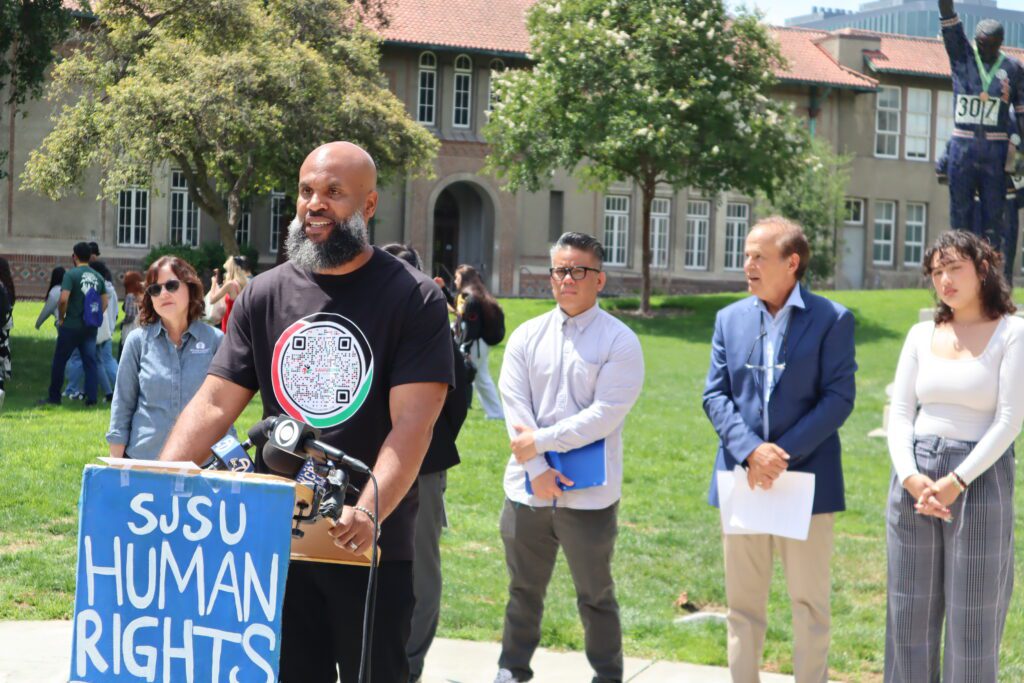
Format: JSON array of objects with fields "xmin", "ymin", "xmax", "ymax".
[
  {"xmin": 860, "ymin": 29, "xmax": 1024, "ymax": 78},
  {"xmin": 770, "ymin": 27, "xmax": 878, "ymax": 91},
  {"xmin": 376, "ymin": 0, "xmax": 534, "ymax": 56}
]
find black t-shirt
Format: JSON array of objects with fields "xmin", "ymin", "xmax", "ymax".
[{"xmin": 208, "ymin": 248, "xmax": 455, "ymax": 560}]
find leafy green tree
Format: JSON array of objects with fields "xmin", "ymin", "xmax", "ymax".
[
  {"xmin": 0, "ymin": 0, "xmax": 72, "ymax": 178},
  {"xmin": 760, "ymin": 136, "xmax": 851, "ymax": 285},
  {"xmin": 484, "ymin": 0, "xmax": 808, "ymax": 313},
  {"xmin": 23, "ymin": 0, "xmax": 437, "ymax": 253}
]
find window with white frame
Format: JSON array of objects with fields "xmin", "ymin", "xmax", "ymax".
[
  {"xmin": 603, "ymin": 195, "xmax": 630, "ymax": 266},
  {"xmin": 873, "ymin": 200, "xmax": 896, "ymax": 265},
  {"xmin": 875, "ymin": 86, "xmax": 900, "ymax": 159},
  {"xmin": 453, "ymin": 54, "xmax": 473, "ymax": 128},
  {"xmin": 724, "ymin": 202, "xmax": 750, "ymax": 271},
  {"xmin": 417, "ymin": 52, "xmax": 437, "ymax": 125},
  {"xmin": 905, "ymin": 88, "xmax": 931, "ymax": 160},
  {"xmin": 904, "ymin": 203, "xmax": 926, "ymax": 266},
  {"xmin": 650, "ymin": 197, "xmax": 671, "ymax": 269},
  {"xmin": 935, "ymin": 91, "xmax": 954, "ymax": 161},
  {"xmin": 685, "ymin": 200, "xmax": 710, "ymax": 270},
  {"xmin": 117, "ymin": 188, "xmax": 149, "ymax": 247},
  {"xmin": 844, "ymin": 198, "xmax": 864, "ymax": 225},
  {"xmin": 170, "ymin": 170, "xmax": 199, "ymax": 247},
  {"xmin": 235, "ymin": 199, "xmax": 251, "ymax": 247},
  {"xmin": 270, "ymin": 191, "xmax": 288, "ymax": 253},
  {"xmin": 488, "ymin": 58, "xmax": 505, "ymax": 112}
]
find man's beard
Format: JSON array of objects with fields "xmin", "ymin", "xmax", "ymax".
[{"xmin": 286, "ymin": 211, "xmax": 369, "ymax": 272}]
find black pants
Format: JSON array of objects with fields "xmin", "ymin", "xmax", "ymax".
[{"xmin": 279, "ymin": 560, "xmax": 414, "ymax": 683}]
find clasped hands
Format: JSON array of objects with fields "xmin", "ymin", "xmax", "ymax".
[
  {"xmin": 510, "ymin": 424, "xmax": 574, "ymax": 500},
  {"xmin": 903, "ymin": 473, "xmax": 961, "ymax": 522},
  {"xmin": 744, "ymin": 442, "xmax": 790, "ymax": 490}
]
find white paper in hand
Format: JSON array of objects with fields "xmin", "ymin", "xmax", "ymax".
[
  {"xmin": 716, "ymin": 469, "xmax": 760, "ymax": 536},
  {"xmin": 727, "ymin": 465, "xmax": 815, "ymax": 541}
]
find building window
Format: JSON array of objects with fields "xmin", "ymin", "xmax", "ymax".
[
  {"xmin": 235, "ymin": 199, "xmax": 251, "ymax": 247},
  {"xmin": 170, "ymin": 170, "xmax": 200, "ymax": 247},
  {"xmin": 548, "ymin": 190, "xmax": 564, "ymax": 242},
  {"xmin": 117, "ymin": 188, "xmax": 149, "ymax": 247},
  {"xmin": 650, "ymin": 197, "xmax": 671, "ymax": 269},
  {"xmin": 685, "ymin": 199, "xmax": 710, "ymax": 270},
  {"xmin": 906, "ymin": 88, "xmax": 931, "ymax": 161},
  {"xmin": 724, "ymin": 202, "xmax": 750, "ymax": 271},
  {"xmin": 417, "ymin": 52, "xmax": 437, "ymax": 126},
  {"xmin": 453, "ymin": 54, "xmax": 472, "ymax": 128},
  {"xmin": 270, "ymin": 191, "xmax": 289, "ymax": 253},
  {"xmin": 603, "ymin": 195, "xmax": 630, "ymax": 267},
  {"xmin": 844, "ymin": 198, "xmax": 865, "ymax": 225},
  {"xmin": 904, "ymin": 202, "xmax": 926, "ymax": 266},
  {"xmin": 935, "ymin": 91, "xmax": 954, "ymax": 161},
  {"xmin": 488, "ymin": 58, "xmax": 505, "ymax": 112},
  {"xmin": 873, "ymin": 200, "xmax": 896, "ymax": 265},
  {"xmin": 875, "ymin": 86, "xmax": 900, "ymax": 159}
]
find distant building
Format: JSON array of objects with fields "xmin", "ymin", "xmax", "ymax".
[{"xmin": 787, "ymin": 1, "xmax": 1024, "ymax": 48}]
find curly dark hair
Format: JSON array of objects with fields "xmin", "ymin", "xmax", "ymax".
[
  {"xmin": 922, "ymin": 230, "xmax": 1016, "ymax": 324},
  {"xmin": 139, "ymin": 256, "xmax": 206, "ymax": 326}
]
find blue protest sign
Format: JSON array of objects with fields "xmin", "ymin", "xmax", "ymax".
[{"xmin": 70, "ymin": 464, "xmax": 295, "ymax": 683}]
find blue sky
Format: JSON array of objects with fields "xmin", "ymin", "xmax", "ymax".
[{"xmin": 730, "ymin": 0, "xmax": 1024, "ymax": 27}]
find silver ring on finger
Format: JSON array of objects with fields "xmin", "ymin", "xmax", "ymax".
[{"xmin": 348, "ymin": 541, "xmax": 359, "ymax": 551}]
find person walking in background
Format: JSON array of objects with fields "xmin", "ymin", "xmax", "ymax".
[
  {"xmin": 454, "ymin": 264, "xmax": 505, "ymax": 419},
  {"xmin": 120, "ymin": 271, "xmax": 144, "ymax": 357},
  {"xmin": 494, "ymin": 232, "xmax": 644, "ymax": 683},
  {"xmin": 107, "ymin": 256, "xmax": 228, "ymax": 459},
  {"xmin": 885, "ymin": 230, "xmax": 1023, "ymax": 682},
  {"xmin": 34, "ymin": 267, "xmax": 66, "ymax": 331},
  {"xmin": 207, "ymin": 255, "xmax": 249, "ymax": 333},
  {"xmin": 39, "ymin": 242, "xmax": 107, "ymax": 406},
  {"xmin": 63, "ymin": 261, "xmax": 118, "ymax": 401},
  {"xmin": 381, "ymin": 243, "xmax": 470, "ymax": 683},
  {"xmin": 0, "ymin": 257, "xmax": 14, "ymax": 406},
  {"xmin": 702, "ymin": 217, "xmax": 856, "ymax": 683}
]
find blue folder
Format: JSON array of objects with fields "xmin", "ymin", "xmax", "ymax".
[{"xmin": 525, "ymin": 439, "xmax": 607, "ymax": 495}]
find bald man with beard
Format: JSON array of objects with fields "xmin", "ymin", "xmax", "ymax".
[{"xmin": 160, "ymin": 141, "xmax": 454, "ymax": 682}]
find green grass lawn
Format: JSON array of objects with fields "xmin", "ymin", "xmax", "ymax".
[{"xmin": 2, "ymin": 290, "xmax": 1023, "ymax": 682}]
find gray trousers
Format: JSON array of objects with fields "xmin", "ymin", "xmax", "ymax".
[
  {"xmin": 885, "ymin": 436, "xmax": 1016, "ymax": 683},
  {"xmin": 498, "ymin": 498, "xmax": 622, "ymax": 683},
  {"xmin": 407, "ymin": 471, "xmax": 447, "ymax": 681}
]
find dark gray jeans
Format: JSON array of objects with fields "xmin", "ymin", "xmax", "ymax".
[
  {"xmin": 407, "ymin": 470, "xmax": 447, "ymax": 681},
  {"xmin": 498, "ymin": 498, "xmax": 622, "ymax": 683}
]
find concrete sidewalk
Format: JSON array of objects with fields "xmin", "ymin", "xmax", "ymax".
[{"xmin": 0, "ymin": 621, "xmax": 805, "ymax": 682}]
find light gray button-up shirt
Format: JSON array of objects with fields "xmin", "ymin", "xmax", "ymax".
[
  {"xmin": 753, "ymin": 284, "xmax": 805, "ymax": 439},
  {"xmin": 498, "ymin": 302, "xmax": 645, "ymax": 509}
]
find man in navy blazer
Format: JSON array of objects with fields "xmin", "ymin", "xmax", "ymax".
[{"xmin": 702, "ymin": 217, "xmax": 856, "ymax": 683}]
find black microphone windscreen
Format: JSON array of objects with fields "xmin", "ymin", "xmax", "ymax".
[{"xmin": 262, "ymin": 444, "xmax": 307, "ymax": 478}]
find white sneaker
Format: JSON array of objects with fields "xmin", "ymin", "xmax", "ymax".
[{"xmin": 493, "ymin": 669, "xmax": 522, "ymax": 683}]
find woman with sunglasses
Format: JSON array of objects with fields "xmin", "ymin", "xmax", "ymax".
[
  {"xmin": 885, "ymin": 230, "xmax": 1024, "ymax": 681},
  {"xmin": 107, "ymin": 256, "xmax": 232, "ymax": 459}
]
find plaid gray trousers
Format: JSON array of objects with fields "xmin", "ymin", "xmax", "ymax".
[{"xmin": 885, "ymin": 436, "xmax": 1016, "ymax": 683}]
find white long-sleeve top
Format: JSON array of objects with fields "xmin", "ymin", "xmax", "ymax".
[
  {"xmin": 887, "ymin": 315, "xmax": 1024, "ymax": 485},
  {"xmin": 498, "ymin": 303, "xmax": 645, "ymax": 509}
]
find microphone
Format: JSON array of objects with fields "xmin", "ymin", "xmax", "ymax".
[
  {"xmin": 200, "ymin": 434, "xmax": 254, "ymax": 472},
  {"xmin": 262, "ymin": 416, "xmax": 372, "ymax": 475}
]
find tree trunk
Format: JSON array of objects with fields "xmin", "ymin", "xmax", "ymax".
[{"xmin": 639, "ymin": 180, "xmax": 655, "ymax": 315}]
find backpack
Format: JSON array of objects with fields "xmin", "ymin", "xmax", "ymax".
[
  {"xmin": 480, "ymin": 303, "xmax": 505, "ymax": 346},
  {"xmin": 83, "ymin": 286, "xmax": 104, "ymax": 328}
]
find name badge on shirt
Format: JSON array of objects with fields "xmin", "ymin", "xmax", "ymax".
[{"xmin": 955, "ymin": 94, "xmax": 1000, "ymax": 127}]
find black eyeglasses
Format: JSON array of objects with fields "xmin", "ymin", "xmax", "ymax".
[
  {"xmin": 549, "ymin": 266, "xmax": 602, "ymax": 281},
  {"xmin": 146, "ymin": 279, "xmax": 182, "ymax": 297},
  {"xmin": 744, "ymin": 313, "xmax": 790, "ymax": 393}
]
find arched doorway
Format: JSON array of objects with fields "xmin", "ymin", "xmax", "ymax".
[{"xmin": 430, "ymin": 181, "xmax": 495, "ymax": 286}]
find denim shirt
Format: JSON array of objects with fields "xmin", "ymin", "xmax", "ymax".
[{"xmin": 107, "ymin": 320, "xmax": 232, "ymax": 460}]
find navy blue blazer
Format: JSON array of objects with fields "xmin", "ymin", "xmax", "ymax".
[{"xmin": 702, "ymin": 285, "xmax": 857, "ymax": 515}]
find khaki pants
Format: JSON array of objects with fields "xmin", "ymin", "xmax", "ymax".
[{"xmin": 723, "ymin": 513, "xmax": 834, "ymax": 683}]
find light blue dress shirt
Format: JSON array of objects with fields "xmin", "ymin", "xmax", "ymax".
[
  {"xmin": 753, "ymin": 284, "xmax": 805, "ymax": 440},
  {"xmin": 107, "ymin": 320, "xmax": 231, "ymax": 460}
]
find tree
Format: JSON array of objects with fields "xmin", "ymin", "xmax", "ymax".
[
  {"xmin": 760, "ymin": 136, "xmax": 851, "ymax": 285},
  {"xmin": 484, "ymin": 0, "xmax": 809, "ymax": 313},
  {"xmin": 0, "ymin": 0, "xmax": 72, "ymax": 178},
  {"xmin": 23, "ymin": 0, "xmax": 438, "ymax": 254}
]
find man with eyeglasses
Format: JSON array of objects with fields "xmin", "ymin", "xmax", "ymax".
[
  {"xmin": 702, "ymin": 217, "xmax": 856, "ymax": 683},
  {"xmin": 493, "ymin": 232, "xmax": 644, "ymax": 683}
]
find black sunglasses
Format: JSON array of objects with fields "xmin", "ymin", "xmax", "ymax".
[
  {"xmin": 549, "ymin": 266, "xmax": 602, "ymax": 281},
  {"xmin": 146, "ymin": 279, "xmax": 182, "ymax": 297}
]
